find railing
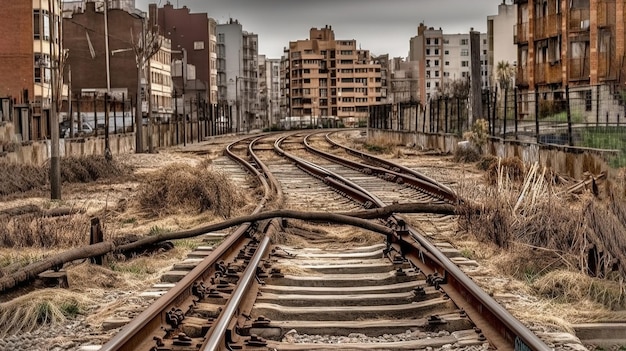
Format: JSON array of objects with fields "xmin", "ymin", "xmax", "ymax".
[
  {"xmin": 534, "ymin": 13, "xmax": 561, "ymax": 38},
  {"xmin": 514, "ymin": 22, "xmax": 529, "ymax": 44},
  {"xmin": 569, "ymin": 8, "xmax": 590, "ymax": 32},
  {"xmin": 569, "ymin": 57, "xmax": 590, "ymax": 81}
]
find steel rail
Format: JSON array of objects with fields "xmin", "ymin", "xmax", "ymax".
[
  {"xmin": 99, "ymin": 137, "xmax": 272, "ymax": 351},
  {"xmin": 325, "ymin": 131, "xmax": 457, "ymax": 197},
  {"xmin": 276, "ymin": 131, "xmax": 551, "ymax": 351},
  {"xmin": 303, "ymin": 132, "xmax": 458, "ymax": 204},
  {"xmin": 201, "ymin": 235, "xmax": 272, "ymax": 351}
]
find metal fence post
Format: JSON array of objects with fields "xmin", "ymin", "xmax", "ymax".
[
  {"xmin": 503, "ymin": 87, "xmax": 508, "ymax": 140},
  {"xmin": 535, "ymin": 90, "xmax": 540, "ymax": 143},
  {"xmin": 566, "ymin": 85, "xmax": 573, "ymax": 146},
  {"xmin": 514, "ymin": 87, "xmax": 518, "ymax": 140}
]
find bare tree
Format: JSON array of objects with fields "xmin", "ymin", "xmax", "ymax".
[{"xmin": 131, "ymin": 23, "xmax": 162, "ymax": 153}]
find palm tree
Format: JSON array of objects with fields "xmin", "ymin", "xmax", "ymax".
[{"xmin": 495, "ymin": 60, "xmax": 515, "ymax": 92}]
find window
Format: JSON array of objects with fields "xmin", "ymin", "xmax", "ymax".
[
  {"xmin": 194, "ymin": 41, "xmax": 204, "ymax": 50},
  {"xmin": 426, "ymin": 59, "xmax": 431, "ymax": 67},
  {"xmin": 435, "ymin": 71, "xmax": 439, "ymax": 77},
  {"xmin": 445, "ymin": 61, "xmax": 449, "ymax": 66},
  {"xmin": 426, "ymin": 82, "xmax": 431, "ymax": 88},
  {"xmin": 444, "ymin": 50, "xmax": 449, "ymax": 55},
  {"xmin": 33, "ymin": 10, "xmax": 41, "ymax": 39},
  {"xmin": 434, "ymin": 60, "xmax": 439, "ymax": 66},
  {"xmin": 434, "ymin": 38, "xmax": 439, "ymax": 45},
  {"xmin": 426, "ymin": 49, "xmax": 431, "ymax": 55},
  {"xmin": 427, "ymin": 38, "xmax": 431, "ymax": 45},
  {"xmin": 461, "ymin": 61, "xmax": 469, "ymax": 67},
  {"xmin": 461, "ymin": 49, "xmax": 469, "ymax": 56},
  {"xmin": 460, "ymin": 38, "xmax": 468, "ymax": 45},
  {"xmin": 434, "ymin": 49, "xmax": 439, "ymax": 55}
]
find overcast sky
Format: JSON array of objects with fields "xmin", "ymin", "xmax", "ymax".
[{"xmin": 135, "ymin": 0, "xmax": 504, "ymax": 59}]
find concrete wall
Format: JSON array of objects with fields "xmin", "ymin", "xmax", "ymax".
[
  {"xmin": 1, "ymin": 120, "xmax": 215, "ymax": 166},
  {"xmin": 368, "ymin": 128, "xmax": 613, "ymax": 179}
]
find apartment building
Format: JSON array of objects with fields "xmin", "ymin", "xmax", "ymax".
[
  {"xmin": 217, "ymin": 18, "xmax": 259, "ymax": 132},
  {"xmin": 258, "ymin": 55, "xmax": 281, "ymax": 128},
  {"xmin": 410, "ymin": 23, "xmax": 490, "ymax": 103},
  {"xmin": 63, "ymin": 2, "xmax": 143, "ymax": 102},
  {"xmin": 285, "ymin": 25, "xmax": 383, "ymax": 126},
  {"xmin": 487, "ymin": 1, "xmax": 518, "ymax": 87},
  {"xmin": 0, "ymin": 0, "xmax": 63, "ymax": 140},
  {"xmin": 156, "ymin": 3, "xmax": 217, "ymax": 106},
  {"xmin": 514, "ymin": 0, "xmax": 625, "ymax": 92}
]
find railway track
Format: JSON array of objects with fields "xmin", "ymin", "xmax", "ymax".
[{"xmin": 92, "ymin": 130, "xmax": 554, "ymax": 351}]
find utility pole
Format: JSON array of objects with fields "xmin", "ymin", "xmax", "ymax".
[
  {"xmin": 103, "ymin": 0, "xmax": 112, "ymax": 159},
  {"xmin": 49, "ymin": 0, "xmax": 61, "ymax": 200},
  {"xmin": 135, "ymin": 16, "xmax": 146, "ymax": 153}
]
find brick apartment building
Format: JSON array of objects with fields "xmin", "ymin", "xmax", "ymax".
[
  {"xmin": 514, "ymin": 0, "xmax": 625, "ymax": 93},
  {"xmin": 0, "ymin": 0, "xmax": 62, "ymax": 140},
  {"xmin": 284, "ymin": 25, "xmax": 383, "ymax": 126},
  {"xmin": 63, "ymin": 2, "xmax": 143, "ymax": 103},
  {"xmin": 156, "ymin": 3, "xmax": 217, "ymax": 106}
]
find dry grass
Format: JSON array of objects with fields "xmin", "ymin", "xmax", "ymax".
[
  {"xmin": 60, "ymin": 155, "xmax": 132, "ymax": 183},
  {"xmin": 0, "ymin": 160, "xmax": 47, "ymax": 196},
  {"xmin": 133, "ymin": 162, "xmax": 246, "ymax": 218},
  {"xmin": 0, "ymin": 213, "xmax": 91, "ymax": 249},
  {"xmin": 458, "ymin": 158, "xmax": 626, "ymax": 310},
  {"xmin": 485, "ymin": 156, "xmax": 526, "ymax": 184},
  {"xmin": 0, "ymin": 156, "xmax": 131, "ymax": 197},
  {"xmin": 453, "ymin": 145, "xmax": 482, "ymax": 163},
  {"xmin": 532, "ymin": 270, "xmax": 626, "ymax": 310},
  {"xmin": 0, "ymin": 289, "xmax": 93, "ymax": 337}
]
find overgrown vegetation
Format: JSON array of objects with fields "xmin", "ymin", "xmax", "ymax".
[
  {"xmin": 360, "ymin": 136, "xmax": 397, "ymax": 154},
  {"xmin": 579, "ymin": 127, "xmax": 626, "ymax": 168},
  {"xmin": 0, "ymin": 214, "xmax": 91, "ymax": 249},
  {"xmin": 0, "ymin": 156, "xmax": 131, "ymax": 196},
  {"xmin": 135, "ymin": 161, "xmax": 245, "ymax": 218},
  {"xmin": 454, "ymin": 119, "xmax": 489, "ymax": 163},
  {"xmin": 0, "ymin": 289, "xmax": 90, "ymax": 337},
  {"xmin": 458, "ymin": 158, "xmax": 626, "ymax": 309}
]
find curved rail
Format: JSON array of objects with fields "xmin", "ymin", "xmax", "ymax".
[
  {"xmin": 303, "ymin": 132, "xmax": 458, "ymax": 204},
  {"xmin": 100, "ymin": 136, "xmax": 272, "ymax": 351},
  {"xmin": 276, "ymin": 132, "xmax": 550, "ymax": 351}
]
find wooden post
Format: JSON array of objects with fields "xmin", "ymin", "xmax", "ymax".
[{"xmin": 90, "ymin": 217, "xmax": 106, "ymax": 265}]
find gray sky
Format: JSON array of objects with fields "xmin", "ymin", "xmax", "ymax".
[{"xmin": 136, "ymin": 0, "xmax": 503, "ymax": 59}]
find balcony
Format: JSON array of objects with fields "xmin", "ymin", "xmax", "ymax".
[
  {"xmin": 534, "ymin": 14, "xmax": 561, "ymax": 39},
  {"xmin": 568, "ymin": 8, "xmax": 590, "ymax": 32},
  {"xmin": 569, "ymin": 57, "xmax": 590, "ymax": 81},
  {"xmin": 535, "ymin": 61, "xmax": 562, "ymax": 84},
  {"xmin": 514, "ymin": 23, "xmax": 529, "ymax": 44},
  {"xmin": 598, "ymin": 0, "xmax": 616, "ymax": 28}
]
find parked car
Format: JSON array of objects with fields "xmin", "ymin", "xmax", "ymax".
[{"xmin": 59, "ymin": 120, "xmax": 94, "ymax": 138}]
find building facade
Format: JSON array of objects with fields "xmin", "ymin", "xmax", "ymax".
[
  {"xmin": 258, "ymin": 55, "xmax": 281, "ymax": 128},
  {"xmin": 217, "ymin": 18, "xmax": 258, "ymax": 132},
  {"xmin": 410, "ymin": 24, "xmax": 490, "ymax": 103},
  {"xmin": 0, "ymin": 0, "xmax": 63, "ymax": 140},
  {"xmin": 63, "ymin": 2, "xmax": 142, "ymax": 102},
  {"xmin": 156, "ymin": 3, "xmax": 216, "ymax": 107},
  {"xmin": 487, "ymin": 1, "xmax": 518, "ymax": 87},
  {"xmin": 285, "ymin": 25, "xmax": 383, "ymax": 127},
  {"xmin": 514, "ymin": 0, "xmax": 626, "ymax": 91}
]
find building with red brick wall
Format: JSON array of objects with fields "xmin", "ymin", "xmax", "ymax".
[
  {"xmin": 0, "ymin": 0, "xmax": 62, "ymax": 140},
  {"xmin": 63, "ymin": 2, "xmax": 143, "ymax": 101}
]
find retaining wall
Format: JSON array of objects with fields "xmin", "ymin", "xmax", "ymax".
[{"xmin": 368, "ymin": 129, "xmax": 613, "ymax": 179}]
